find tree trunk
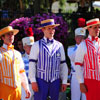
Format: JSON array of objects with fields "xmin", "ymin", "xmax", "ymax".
[{"xmin": 19, "ymin": 0, "xmax": 24, "ymax": 12}]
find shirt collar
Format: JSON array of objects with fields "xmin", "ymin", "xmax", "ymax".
[
  {"xmin": 88, "ymin": 35, "xmax": 98, "ymax": 42},
  {"xmin": 75, "ymin": 44, "xmax": 78, "ymax": 47},
  {"xmin": 43, "ymin": 37, "xmax": 47, "ymax": 42},
  {"xmin": 3, "ymin": 44, "xmax": 8, "ymax": 49},
  {"xmin": 2, "ymin": 44, "xmax": 14, "ymax": 50},
  {"xmin": 88, "ymin": 35, "xmax": 92, "ymax": 41},
  {"xmin": 25, "ymin": 52, "xmax": 29, "ymax": 58}
]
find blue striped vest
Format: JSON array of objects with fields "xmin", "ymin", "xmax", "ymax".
[{"xmin": 36, "ymin": 39, "xmax": 61, "ymax": 82}]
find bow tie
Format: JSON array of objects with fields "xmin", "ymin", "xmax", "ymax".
[
  {"xmin": 92, "ymin": 37, "xmax": 98, "ymax": 42},
  {"xmin": 47, "ymin": 39, "xmax": 54, "ymax": 44},
  {"xmin": 7, "ymin": 45, "xmax": 14, "ymax": 50}
]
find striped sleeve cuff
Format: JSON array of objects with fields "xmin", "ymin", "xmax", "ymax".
[
  {"xmin": 29, "ymin": 59, "xmax": 38, "ymax": 63},
  {"xmin": 19, "ymin": 69, "xmax": 25, "ymax": 73},
  {"xmin": 62, "ymin": 79, "xmax": 67, "ymax": 84},
  {"xmin": 78, "ymin": 78, "xmax": 84, "ymax": 83},
  {"xmin": 30, "ymin": 78, "xmax": 36, "ymax": 83},
  {"xmin": 75, "ymin": 62, "xmax": 83, "ymax": 66},
  {"xmin": 60, "ymin": 60, "xmax": 66, "ymax": 64}
]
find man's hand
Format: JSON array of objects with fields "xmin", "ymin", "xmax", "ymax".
[
  {"xmin": 25, "ymin": 89, "xmax": 31, "ymax": 99},
  {"xmin": 80, "ymin": 83, "xmax": 88, "ymax": 93},
  {"xmin": 61, "ymin": 84, "xmax": 67, "ymax": 92},
  {"xmin": 32, "ymin": 82, "xmax": 39, "ymax": 92}
]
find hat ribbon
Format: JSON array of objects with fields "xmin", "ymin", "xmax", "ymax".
[
  {"xmin": 86, "ymin": 21, "xmax": 99, "ymax": 26},
  {"xmin": 41, "ymin": 22, "xmax": 54, "ymax": 27}
]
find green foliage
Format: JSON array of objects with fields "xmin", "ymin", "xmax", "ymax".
[
  {"xmin": 23, "ymin": 0, "xmax": 29, "ymax": 9},
  {"xmin": 59, "ymin": 0, "xmax": 67, "ymax": 13},
  {"xmin": 34, "ymin": 0, "xmax": 50, "ymax": 14}
]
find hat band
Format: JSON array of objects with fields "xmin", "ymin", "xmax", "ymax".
[
  {"xmin": 86, "ymin": 21, "xmax": 99, "ymax": 26},
  {"xmin": 41, "ymin": 22, "xmax": 54, "ymax": 27}
]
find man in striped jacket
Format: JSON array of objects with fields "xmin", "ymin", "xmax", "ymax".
[
  {"xmin": 29, "ymin": 19, "xmax": 68, "ymax": 100},
  {"xmin": 75, "ymin": 18, "xmax": 100, "ymax": 100},
  {"xmin": 0, "ymin": 26, "xmax": 31, "ymax": 100}
]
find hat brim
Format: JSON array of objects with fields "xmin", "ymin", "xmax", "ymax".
[
  {"xmin": 84, "ymin": 22, "xmax": 100, "ymax": 29},
  {"xmin": 38, "ymin": 24, "xmax": 60, "ymax": 30},
  {"xmin": 0, "ymin": 29, "xmax": 19, "ymax": 37}
]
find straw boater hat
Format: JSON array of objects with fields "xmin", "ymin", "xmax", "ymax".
[
  {"xmin": 0, "ymin": 26, "xmax": 19, "ymax": 37},
  {"xmin": 38, "ymin": 19, "xmax": 60, "ymax": 29},
  {"xmin": 75, "ymin": 27, "xmax": 86, "ymax": 36},
  {"xmin": 84, "ymin": 18, "xmax": 100, "ymax": 29}
]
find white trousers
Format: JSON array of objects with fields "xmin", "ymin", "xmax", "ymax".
[
  {"xmin": 71, "ymin": 74, "xmax": 86, "ymax": 100},
  {"xmin": 21, "ymin": 84, "xmax": 34, "ymax": 100}
]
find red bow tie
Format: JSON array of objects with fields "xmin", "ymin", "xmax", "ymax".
[
  {"xmin": 7, "ymin": 45, "xmax": 14, "ymax": 50},
  {"xmin": 92, "ymin": 37, "xmax": 98, "ymax": 41}
]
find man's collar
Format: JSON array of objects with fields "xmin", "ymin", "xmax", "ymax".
[
  {"xmin": 3, "ymin": 44, "xmax": 14, "ymax": 50},
  {"xmin": 88, "ymin": 35, "xmax": 98, "ymax": 42}
]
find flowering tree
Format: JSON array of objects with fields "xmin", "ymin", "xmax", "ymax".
[{"xmin": 10, "ymin": 13, "xmax": 69, "ymax": 46}]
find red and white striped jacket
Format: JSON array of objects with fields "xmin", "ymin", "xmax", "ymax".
[{"xmin": 75, "ymin": 35, "xmax": 100, "ymax": 83}]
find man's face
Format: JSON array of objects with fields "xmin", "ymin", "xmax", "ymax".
[
  {"xmin": 2, "ymin": 32, "xmax": 14, "ymax": 45},
  {"xmin": 75, "ymin": 35, "xmax": 85, "ymax": 45},
  {"xmin": 88, "ymin": 24, "xmax": 100, "ymax": 37},
  {"xmin": 23, "ymin": 45, "xmax": 32, "ymax": 55},
  {"xmin": 17, "ymin": 41, "xmax": 24, "ymax": 51},
  {"xmin": 42, "ymin": 26, "xmax": 55, "ymax": 39}
]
